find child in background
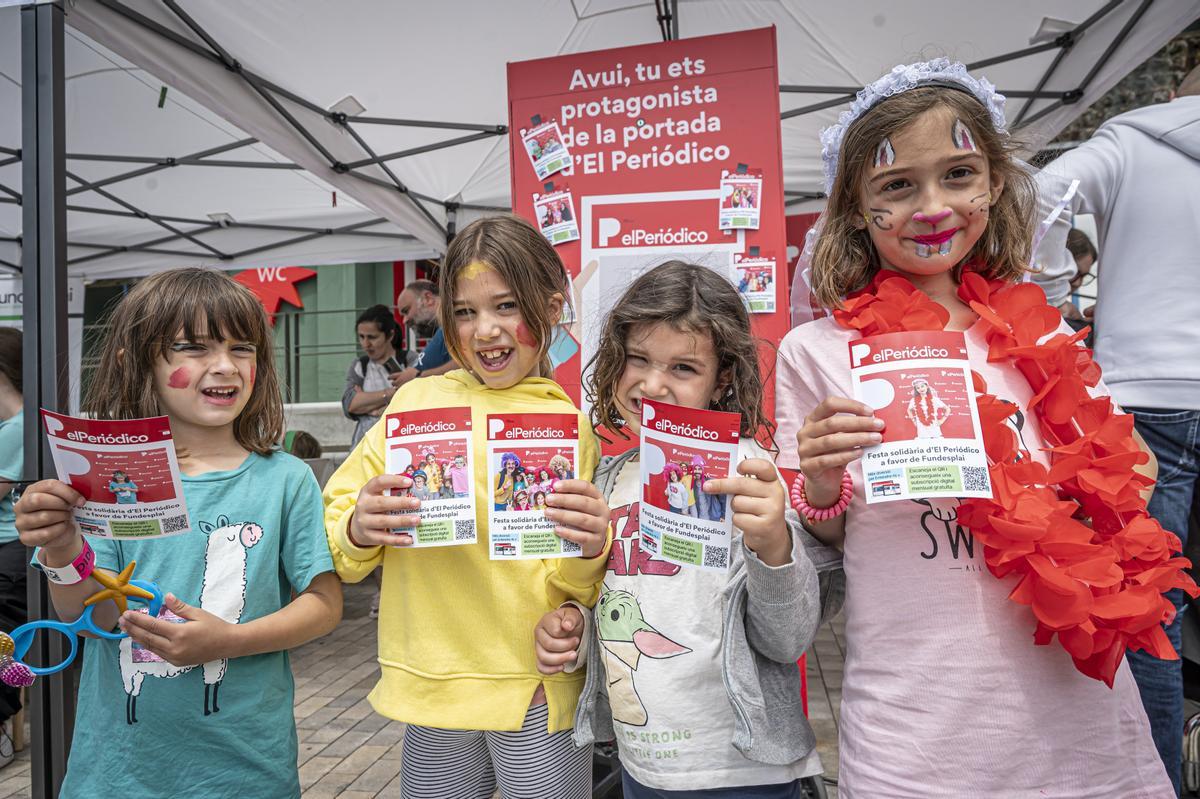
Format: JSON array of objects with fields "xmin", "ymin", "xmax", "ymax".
[
  {"xmin": 512, "ymin": 489, "xmax": 532, "ymax": 512},
  {"xmin": 494, "ymin": 453, "xmax": 518, "ymax": 511},
  {"xmin": 15, "ymin": 268, "xmax": 342, "ymax": 799},
  {"xmin": 535, "ymin": 261, "xmax": 841, "ymax": 798},
  {"xmin": 513, "ymin": 466, "xmax": 529, "ymax": 496},
  {"xmin": 410, "ymin": 470, "xmax": 434, "ymax": 502},
  {"xmin": 421, "ymin": 451, "xmax": 443, "ymax": 497},
  {"xmin": 665, "ymin": 466, "xmax": 689, "ymax": 515},
  {"xmin": 446, "ymin": 454, "xmax": 470, "ymax": 498},
  {"xmin": 533, "ymin": 491, "xmax": 549, "ymax": 511},
  {"xmin": 775, "ymin": 59, "xmax": 1173, "ymax": 795},
  {"xmin": 323, "ymin": 215, "xmax": 611, "ymax": 799},
  {"xmin": 107, "ymin": 470, "xmax": 139, "ymax": 504}
]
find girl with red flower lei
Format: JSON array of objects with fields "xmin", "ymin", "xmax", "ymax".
[
  {"xmin": 905, "ymin": 378, "xmax": 949, "ymax": 438},
  {"xmin": 775, "ymin": 59, "xmax": 1184, "ymax": 797}
]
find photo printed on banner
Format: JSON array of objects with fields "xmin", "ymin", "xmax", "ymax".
[
  {"xmin": 522, "ymin": 119, "xmax": 573, "ymax": 181},
  {"xmin": 533, "ymin": 188, "xmax": 580, "ymax": 245}
]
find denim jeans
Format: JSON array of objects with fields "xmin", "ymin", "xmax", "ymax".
[{"xmin": 1126, "ymin": 407, "xmax": 1200, "ymax": 796}]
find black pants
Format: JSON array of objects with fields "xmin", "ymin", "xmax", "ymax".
[{"xmin": 0, "ymin": 539, "xmax": 28, "ymax": 723}]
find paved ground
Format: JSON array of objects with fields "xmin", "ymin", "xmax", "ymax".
[{"xmin": 0, "ymin": 581, "xmax": 846, "ymax": 798}]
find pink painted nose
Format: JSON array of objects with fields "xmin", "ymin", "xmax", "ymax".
[{"xmin": 913, "ymin": 209, "xmax": 952, "ymax": 226}]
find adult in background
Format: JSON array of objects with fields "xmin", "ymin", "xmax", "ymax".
[
  {"xmin": 1033, "ymin": 64, "xmax": 1200, "ymax": 795},
  {"xmin": 0, "ymin": 328, "xmax": 24, "ymax": 769},
  {"xmin": 390, "ymin": 280, "xmax": 455, "ymax": 388},
  {"xmin": 343, "ymin": 305, "xmax": 410, "ymax": 447}
]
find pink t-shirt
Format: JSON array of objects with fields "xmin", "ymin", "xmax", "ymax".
[{"xmin": 776, "ymin": 315, "xmax": 1172, "ymax": 798}]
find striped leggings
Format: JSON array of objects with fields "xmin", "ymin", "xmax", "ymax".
[{"xmin": 399, "ymin": 704, "xmax": 591, "ymax": 799}]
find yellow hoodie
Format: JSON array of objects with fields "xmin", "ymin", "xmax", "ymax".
[{"xmin": 323, "ymin": 369, "xmax": 608, "ymax": 732}]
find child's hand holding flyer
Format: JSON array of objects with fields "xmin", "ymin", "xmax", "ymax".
[
  {"xmin": 384, "ymin": 408, "xmax": 477, "ymax": 547},
  {"xmin": 639, "ymin": 399, "xmax": 740, "ymax": 571},
  {"xmin": 40, "ymin": 410, "xmax": 191, "ymax": 539},
  {"xmin": 848, "ymin": 331, "xmax": 993, "ymax": 503}
]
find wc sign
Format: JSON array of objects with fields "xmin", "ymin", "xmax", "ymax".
[{"xmin": 232, "ymin": 266, "xmax": 317, "ymax": 324}]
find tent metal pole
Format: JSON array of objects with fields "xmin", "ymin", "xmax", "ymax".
[
  {"xmin": 21, "ymin": 5, "xmax": 74, "ymax": 797},
  {"xmin": 966, "ymin": 40, "xmax": 1065, "ymax": 70},
  {"xmin": 352, "ymin": 117, "xmax": 507, "ymax": 133},
  {"xmin": 0, "ymin": 183, "xmax": 21, "ymax": 201},
  {"xmin": 65, "ymin": 138, "xmax": 257, "ymax": 195},
  {"xmin": 65, "ymin": 171, "xmax": 229, "ymax": 259},
  {"xmin": 1012, "ymin": 0, "xmax": 1123, "ymax": 127},
  {"xmin": 781, "ymin": 94, "xmax": 857, "ymax": 120},
  {"xmin": 225, "ymin": 218, "xmax": 392, "ymax": 260},
  {"xmin": 1075, "ymin": 0, "xmax": 1153, "ymax": 94},
  {"xmin": 341, "ymin": 131, "xmax": 500, "ymax": 171},
  {"xmin": 670, "ymin": 0, "xmax": 679, "ymax": 40},
  {"xmin": 62, "ymin": 154, "xmax": 300, "ymax": 170},
  {"xmin": 341, "ymin": 123, "xmax": 448, "ymax": 238}
]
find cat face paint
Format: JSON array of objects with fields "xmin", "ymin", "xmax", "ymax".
[
  {"xmin": 952, "ymin": 118, "xmax": 977, "ymax": 152},
  {"xmin": 873, "ymin": 137, "xmax": 896, "ymax": 169}
]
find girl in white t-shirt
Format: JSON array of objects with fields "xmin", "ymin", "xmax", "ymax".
[
  {"xmin": 534, "ymin": 260, "xmax": 842, "ymax": 799},
  {"xmin": 776, "ymin": 59, "xmax": 1177, "ymax": 796},
  {"xmin": 664, "ymin": 466, "xmax": 689, "ymax": 514}
]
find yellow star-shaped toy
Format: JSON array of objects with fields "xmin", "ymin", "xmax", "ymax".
[{"xmin": 84, "ymin": 562, "xmax": 154, "ymax": 615}]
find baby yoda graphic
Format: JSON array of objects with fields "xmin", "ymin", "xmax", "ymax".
[{"xmin": 597, "ymin": 589, "xmax": 691, "ymax": 726}]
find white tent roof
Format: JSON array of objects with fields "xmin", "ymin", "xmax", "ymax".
[{"xmin": 4, "ymin": 0, "xmax": 1198, "ymax": 278}]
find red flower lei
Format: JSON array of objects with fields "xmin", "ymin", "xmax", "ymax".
[
  {"xmin": 912, "ymin": 394, "xmax": 939, "ymax": 427},
  {"xmin": 834, "ymin": 270, "xmax": 1199, "ymax": 686}
]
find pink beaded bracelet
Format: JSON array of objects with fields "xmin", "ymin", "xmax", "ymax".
[{"xmin": 790, "ymin": 471, "xmax": 853, "ymax": 522}]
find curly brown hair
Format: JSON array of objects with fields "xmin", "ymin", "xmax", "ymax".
[
  {"xmin": 585, "ymin": 260, "xmax": 774, "ymax": 448},
  {"xmin": 438, "ymin": 214, "xmax": 570, "ymax": 379},
  {"xmin": 811, "ymin": 87, "xmax": 1036, "ymax": 309},
  {"xmin": 85, "ymin": 268, "xmax": 284, "ymax": 454}
]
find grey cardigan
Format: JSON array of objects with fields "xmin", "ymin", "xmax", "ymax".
[{"xmin": 572, "ymin": 448, "xmax": 845, "ymax": 766}]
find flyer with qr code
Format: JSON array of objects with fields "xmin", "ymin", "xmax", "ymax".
[
  {"xmin": 639, "ymin": 399, "xmax": 739, "ymax": 572},
  {"xmin": 533, "ymin": 188, "xmax": 580, "ymax": 246},
  {"xmin": 718, "ymin": 171, "xmax": 762, "ymax": 230},
  {"xmin": 40, "ymin": 410, "xmax": 191, "ymax": 539},
  {"xmin": 486, "ymin": 413, "xmax": 581, "ymax": 560},
  {"xmin": 522, "ymin": 120, "xmax": 572, "ymax": 181},
  {"xmin": 733, "ymin": 253, "xmax": 777, "ymax": 313},
  {"xmin": 848, "ymin": 331, "xmax": 993, "ymax": 504},
  {"xmin": 384, "ymin": 407, "xmax": 478, "ymax": 547}
]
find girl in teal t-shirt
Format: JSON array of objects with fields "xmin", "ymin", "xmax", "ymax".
[{"xmin": 14, "ymin": 268, "xmax": 343, "ymax": 798}]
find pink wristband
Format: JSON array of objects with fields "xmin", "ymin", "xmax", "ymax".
[
  {"xmin": 36, "ymin": 537, "xmax": 96, "ymax": 586},
  {"xmin": 790, "ymin": 471, "xmax": 853, "ymax": 522}
]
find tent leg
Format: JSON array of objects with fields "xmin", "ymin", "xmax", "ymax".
[{"xmin": 21, "ymin": 4, "xmax": 74, "ymax": 797}]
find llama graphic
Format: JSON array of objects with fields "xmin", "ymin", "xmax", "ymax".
[
  {"xmin": 119, "ymin": 515, "xmax": 262, "ymax": 724},
  {"xmin": 596, "ymin": 589, "xmax": 690, "ymax": 727}
]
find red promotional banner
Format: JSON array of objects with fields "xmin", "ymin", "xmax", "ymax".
[{"xmin": 508, "ymin": 28, "xmax": 789, "ymax": 443}]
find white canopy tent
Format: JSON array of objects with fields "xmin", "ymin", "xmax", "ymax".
[{"xmin": 4, "ymin": 0, "xmax": 1198, "ymax": 279}]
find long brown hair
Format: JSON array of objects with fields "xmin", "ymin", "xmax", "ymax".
[
  {"xmin": 585, "ymin": 260, "xmax": 773, "ymax": 447},
  {"xmin": 812, "ymin": 87, "xmax": 1036, "ymax": 309},
  {"xmin": 85, "ymin": 268, "xmax": 284, "ymax": 454},
  {"xmin": 438, "ymin": 214, "xmax": 569, "ymax": 379}
]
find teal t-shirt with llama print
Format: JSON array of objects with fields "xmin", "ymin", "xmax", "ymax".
[{"xmin": 57, "ymin": 451, "xmax": 334, "ymax": 799}]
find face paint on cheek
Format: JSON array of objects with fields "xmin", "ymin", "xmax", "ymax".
[
  {"xmin": 873, "ymin": 137, "xmax": 896, "ymax": 168},
  {"xmin": 515, "ymin": 322, "xmax": 537, "ymax": 348},
  {"xmin": 167, "ymin": 367, "xmax": 190, "ymax": 389},
  {"xmin": 952, "ymin": 118, "xmax": 977, "ymax": 151}
]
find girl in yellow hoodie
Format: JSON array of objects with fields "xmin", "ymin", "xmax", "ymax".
[{"xmin": 323, "ymin": 215, "xmax": 610, "ymax": 799}]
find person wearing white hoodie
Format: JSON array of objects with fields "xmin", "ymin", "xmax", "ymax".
[{"xmin": 1033, "ymin": 65, "xmax": 1200, "ymax": 796}]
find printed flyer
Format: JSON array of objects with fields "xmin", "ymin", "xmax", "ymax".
[
  {"xmin": 639, "ymin": 399, "xmax": 739, "ymax": 571},
  {"xmin": 734, "ymin": 252, "xmax": 776, "ymax": 313},
  {"xmin": 718, "ymin": 171, "xmax": 762, "ymax": 230},
  {"xmin": 533, "ymin": 188, "xmax": 580, "ymax": 245},
  {"xmin": 384, "ymin": 407, "xmax": 477, "ymax": 547},
  {"xmin": 486, "ymin": 413, "xmax": 581, "ymax": 560},
  {"xmin": 41, "ymin": 410, "xmax": 191, "ymax": 539},
  {"xmin": 848, "ymin": 331, "xmax": 993, "ymax": 503},
  {"xmin": 521, "ymin": 119, "xmax": 572, "ymax": 180}
]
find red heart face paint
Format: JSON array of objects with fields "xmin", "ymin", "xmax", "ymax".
[
  {"xmin": 515, "ymin": 322, "xmax": 537, "ymax": 348},
  {"xmin": 167, "ymin": 367, "xmax": 190, "ymax": 389}
]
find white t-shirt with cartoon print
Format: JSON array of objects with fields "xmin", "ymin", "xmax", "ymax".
[
  {"xmin": 775, "ymin": 316, "xmax": 1171, "ymax": 797},
  {"xmin": 599, "ymin": 442, "xmax": 819, "ymax": 791}
]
